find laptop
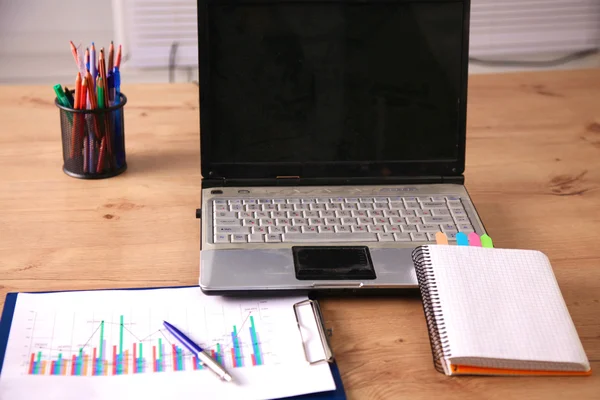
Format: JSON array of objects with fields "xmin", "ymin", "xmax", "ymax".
[{"xmin": 197, "ymin": 0, "xmax": 486, "ymax": 294}]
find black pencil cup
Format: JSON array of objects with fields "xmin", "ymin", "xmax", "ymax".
[{"xmin": 55, "ymin": 93, "xmax": 127, "ymax": 179}]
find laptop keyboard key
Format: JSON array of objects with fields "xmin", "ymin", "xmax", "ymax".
[
  {"xmin": 401, "ymin": 224, "xmax": 418, "ymax": 232},
  {"xmin": 214, "ymin": 234, "xmax": 230, "ymax": 243},
  {"xmin": 405, "ymin": 217, "xmax": 421, "ymax": 225},
  {"xmin": 454, "ymin": 216, "xmax": 471, "ymax": 224},
  {"xmin": 427, "ymin": 232, "xmax": 439, "ymax": 241},
  {"xmin": 285, "ymin": 226, "xmax": 301, "ymax": 233},
  {"xmin": 215, "ymin": 219, "xmax": 241, "ymax": 226},
  {"xmin": 242, "ymin": 219, "xmax": 258, "ymax": 226},
  {"xmin": 441, "ymin": 224, "xmax": 458, "ymax": 233},
  {"xmin": 216, "ymin": 227, "xmax": 251, "ymax": 234},
  {"xmin": 215, "ymin": 211, "xmax": 236, "ymax": 219},
  {"xmin": 266, "ymin": 234, "xmax": 282, "ymax": 242},
  {"xmin": 231, "ymin": 234, "xmax": 247, "ymax": 243},
  {"xmin": 377, "ymin": 233, "xmax": 394, "ymax": 241},
  {"xmin": 303, "ymin": 211, "xmax": 319, "ymax": 218},
  {"xmin": 399, "ymin": 209, "xmax": 415, "ymax": 217},
  {"xmin": 423, "ymin": 216, "xmax": 453, "ymax": 224},
  {"xmin": 248, "ymin": 234, "xmax": 265, "ymax": 243},
  {"xmin": 404, "ymin": 201, "xmax": 420, "ymax": 209},
  {"xmin": 334, "ymin": 226, "xmax": 351, "ymax": 233},
  {"xmin": 417, "ymin": 224, "xmax": 442, "ymax": 232},
  {"xmin": 393, "ymin": 233, "xmax": 411, "ymax": 241},
  {"xmin": 420, "ymin": 202, "xmax": 446, "ymax": 209},
  {"xmin": 252, "ymin": 227, "xmax": 267, "ymax": 234},
  {"xmin": 301, "ymin": 226, "xmax": 318, "ymax": 233},
  {"xmin": 410, "ymin": 232, "xmax": 428, "ymax": 241},
  {"xmin": 389, "ymin": 202, "xmax": 404, "ymax": 210},
  {"xmin": 282, "ymin": 233, "xmax": 377, "ymax": 242},
  {"xmin": 431, "ymin": 209, "xmax": 450, "ymax": 216},
  {"xmin": 458, "ymin": 224, "xmax": 474, "ymax": 233},
  {"xmin": 446, "ymin": 232, "xmax": 458, "ymax": 241}
]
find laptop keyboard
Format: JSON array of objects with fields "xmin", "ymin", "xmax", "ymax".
[{"xmin": 211, "ymin": 196, "xmax": 474, "ymax": 244}]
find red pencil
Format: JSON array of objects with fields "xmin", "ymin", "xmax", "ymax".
[
  {"xmin": 115, "ymin": 45, "xmax": 122, "ymax": 69},
  {"xmin": 69, "ymin": 41, "xmax": 79, "ymax": 68},
  {"xmin": 69, "ymin": 73, "xmax": 82, "ymax": 159},
  {"xmin": 108, "ymin": 41, "xmax": 114, "ymax": 72}
]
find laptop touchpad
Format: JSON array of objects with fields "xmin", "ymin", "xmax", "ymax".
[{"xmin": 292, "ymin": 246, "xmax": 376, "ymax": 280}]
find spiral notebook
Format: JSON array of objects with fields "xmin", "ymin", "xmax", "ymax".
[{"xmin": 412, "ymin": 244, "xmax": 592, "ymax": 376}]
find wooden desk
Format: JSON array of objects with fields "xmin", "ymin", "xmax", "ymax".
[{"xmin": 1, "ymin": 69, "xmax": 599, "ymax": 399}]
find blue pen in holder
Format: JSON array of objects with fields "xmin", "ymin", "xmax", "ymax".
[{"xmin": 55, "ymin": 91, "xmax": 127, "ymax": 179}]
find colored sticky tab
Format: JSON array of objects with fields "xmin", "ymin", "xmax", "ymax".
[
  {"xmin": 456, "ymin": 232, "xmax": 469, "ymax": 246},
  {"xmin": 468, "ymin": 233, "xmax": 482, "ymax": 247},
  {"xmin": 481, "ymin": 234, "xmax": 494, "ymax": 248},
  {"xmin": 435, "ymin": 232, "xmax": 448, "ymax": 245}
]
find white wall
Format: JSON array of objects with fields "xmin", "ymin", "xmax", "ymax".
[
  {"xmin": 0, "ymin": 0, "xmax": 598, "ymax": 85},
  {"xmin": 0, "ymin": 0, "xmax": 113, "ymax": 85}
]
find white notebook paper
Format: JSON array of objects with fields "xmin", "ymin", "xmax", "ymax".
[{"xmin": 412, "ymin": 245, "xmax": 591, "ymax": 376}]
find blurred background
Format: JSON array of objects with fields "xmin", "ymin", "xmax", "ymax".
[{"xmin": 0, "ymin": 0, "xmax": 599, "ymax": 85}]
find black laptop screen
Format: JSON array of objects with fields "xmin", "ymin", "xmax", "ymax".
[{"xmin": 204, "ymin": 0, "xmax": 465, "ymax": 167}]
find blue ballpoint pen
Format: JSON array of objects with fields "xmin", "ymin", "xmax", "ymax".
[{"xmin": 163, "ymin": 321, "xmax": 233, "ymax": 382}]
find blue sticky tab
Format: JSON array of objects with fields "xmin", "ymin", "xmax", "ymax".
[{"xmin": 456, "ymin": 232, "xmax": 469, "ymax": 246}]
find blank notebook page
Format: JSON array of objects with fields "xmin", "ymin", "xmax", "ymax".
[{"xmin": 427, "ymin": 245, "xmax": 589, "ymax": 370}]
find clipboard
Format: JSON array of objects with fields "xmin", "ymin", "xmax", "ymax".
[{"xmin": 0, "ymin": 288, "xmax": 346, "ymax": 400}]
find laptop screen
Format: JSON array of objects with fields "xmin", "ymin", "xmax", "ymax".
[{"xmin": 202, "ymin": 0, "xmax": 466, "ymax": 174}]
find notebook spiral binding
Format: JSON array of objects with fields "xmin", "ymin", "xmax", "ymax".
[{"xmin": 412, "ymin": 245, "xmax": 452, "ymax": 374}]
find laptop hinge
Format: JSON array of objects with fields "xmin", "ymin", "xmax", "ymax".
[{"xmin": 202, "ymin": 175, "xmax": 463, "ymax": 188}]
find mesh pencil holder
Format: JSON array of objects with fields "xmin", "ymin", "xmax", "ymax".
[{"xmin": 55, "ymin": 93, "xmax": 127, "ymax": 179}]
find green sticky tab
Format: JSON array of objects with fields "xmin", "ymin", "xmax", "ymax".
[{"xmin": 481, "ymin": 234, "xmax": 494, "ymax": 248}]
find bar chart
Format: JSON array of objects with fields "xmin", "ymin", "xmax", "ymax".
[{"xmin": 23, "ymin": 302, "xmax": 272, "ymax": 377}]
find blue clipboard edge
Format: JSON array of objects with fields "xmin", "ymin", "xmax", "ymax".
[{"xmin": 0, "ymin": 287, "xmax": 346, "ymax": 400}]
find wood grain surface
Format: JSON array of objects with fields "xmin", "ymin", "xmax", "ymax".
[{"xmin": 1, "ymin": 69, "xmax": 599, "ymax": 399}]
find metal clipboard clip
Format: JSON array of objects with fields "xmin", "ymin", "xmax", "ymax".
[{"xmin": 293, "ymin": 299, "xmax": 334, "ymax": 365}]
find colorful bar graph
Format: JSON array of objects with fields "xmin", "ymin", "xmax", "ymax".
[
  {"xmin": 232, "ymin": 325, "xmax": 243, "ymax": 367},
  {"xmin": 83, "ymin": 354, "xmax": 89, "ymax": 376},
  {"xmin": 249, "ymin": 316, "xmax": 263, "ymax": 366},
  {"xmin": 26, "ymin": 313, "xmax": 268, "ymax": 377},
  {"xmin": 28, "ymin": 353, "xmax": 35, "ymax": 374}
]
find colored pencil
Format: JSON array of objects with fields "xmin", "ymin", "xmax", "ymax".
[
  {"xmin": 85, "ymin": 48, "xmax": 90, "ymax": 72},
  {"xmin": 90, "ymin": 43, "xmax": 97, "ymax": 84},
  {"xmin": 108, "ymin": 41, "xmax": 114, "ymax": 72},
  {"xmin": 115, "ymin": 45, "xmax": 122, "ymax": 69},
  {"xmin": 69, "ymin": 41, "xmax": 79, "ymax": 67},
  {"xmin": 69, "ymin": 73, "xmax": 82, "ymax": 159}
]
